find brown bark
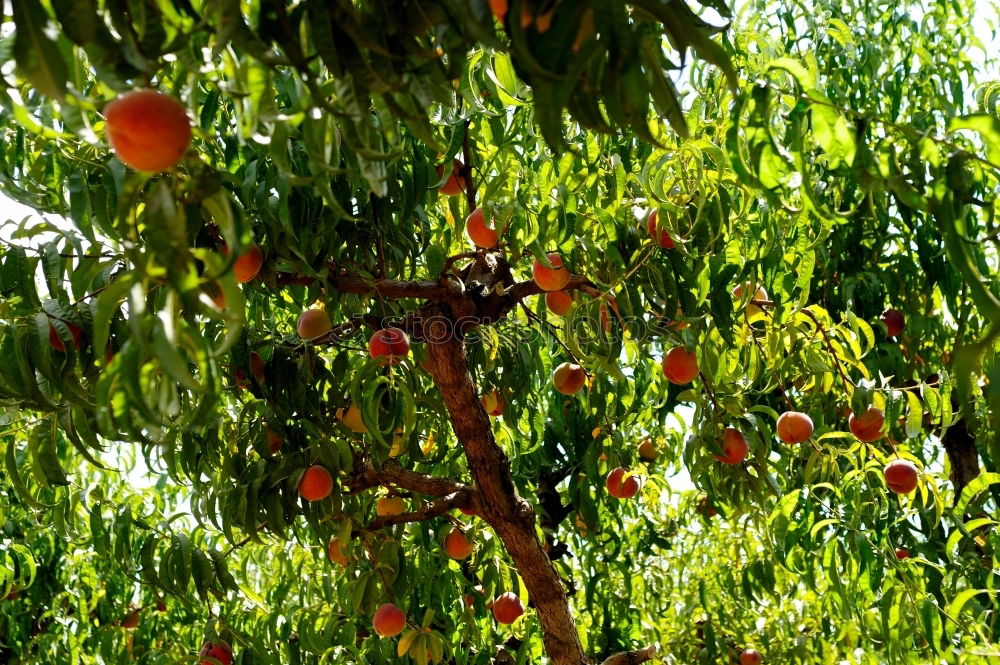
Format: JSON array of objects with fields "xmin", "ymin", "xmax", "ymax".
[
  {"xmin": 942, "ymin": 417, "xmax": 980, "ymax": 507},
  {"xmin": 421, "ymin": 302, "xmax": 589, "ymax": 665}
]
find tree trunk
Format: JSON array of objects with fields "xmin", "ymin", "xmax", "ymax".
[{"xmin": 421, "ymin": 304, "xmax": 590, "ymax": 665}]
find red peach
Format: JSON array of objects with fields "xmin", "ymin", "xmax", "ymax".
[
  {"xmin": 882, "ymin": 308, "xmax": 904, "ymax": 338},
  {"xmin": 492, "ymin": 592, "xmax": 525, "ymax": 624},
  {"xmin": 368, "ymin": 327, "xmax": 410, "ymax": 362},
  {"xmin": 437, "ymin": 160, "xmax": 466, "ymax": 196},
  {"xmin": 606, "ymin": 467, "xmax": 641, "ymax": 499},
  {"xmin": 646, "ymin": 210, "xmax": 675, "ymax": 249},
  {"xmin": 884, "ymin": 459, "xmax": 919, "ymax": 494},
  {"xmin": 199, "ymin": 640, "xmax": 233, "ymax": 665},
  {"xmin": 895, "ymin": 548, "xmax": 910, "ymax": 560},
  {"xmin": 48, "ymin": 320, "xmax": 83, "ymax": 352},
  {"xmin": 740, "ymin": 649, "xmax": 761, "ymax": 665}
]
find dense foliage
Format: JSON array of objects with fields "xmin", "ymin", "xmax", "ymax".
[{"xmin": 1, "ymin": 0, "xmax": 1000, "ymax": 664}]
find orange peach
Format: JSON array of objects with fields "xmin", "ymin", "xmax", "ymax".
[
  {"xmin": 481, "ymin": 389, "xmax": 505, "ymax": 416},
  {"xmin": 444, "ymin": 528, "xmax": 474, "ymax": 560},
  {"xmin": 715, "ymin": 428, "xmax": 749, "ymax": 465},
  {"xmin": 337, "ymin": 404, "xmax": 368, "ymax": 434},
  {"xmin": 732, "ymin": 283, "xmax": 768, "ymax": 321},
  {"xmin": 249, "ymin": 351, "xmax": 265, "ymax": 384},
  {"xmin": 545, "ymin": 290, "xmax": 573, "ymax": 316},
  {"xmin": 637, "ymin": 437, "xmax": 658, "ymax": 462},
  {"xmin": 490, "ymin": 0, "xmax": 508, "ymax": 21},
  {"xmin": 264, "ymin": 424, "xmax": 283, "ymax": 455},
  {"xmin": 646, "ymin": 210, "xmax": 675, "ymax": 249},
  {"xmin": 849, "ymin": 406, "xmax": 884, "ymax": 442},
  {"xmin": 466, "ymin": 207, "xmax": 498, "ymax": 248},
  {"xmin": 105, "ymin": 89, "xmax": 192, "ymax": 172},
  {"xmin": 298, "ymin": 465, "xmax": 333, "ymax": 502},
  {"xmin": 328, "ymin": 538, "xmax": 348, "ymax": 567},
  {"xmin": 372, "ymin": 603, "xmax": 406, "ymax": 637},
  {"xmin": 122, "ymin": 607, "xmax": 140, "ymax": 629},
  {"xmin": 297, "ymin": 308, "xmax": 332, "ymax": 340},
  {"xmin": 776, "ymin": 411, "xmax": 813, "ymax": 444},
  {"xmin": 662, "ymin": 347, "xmax": 699, "ymax": 384},
  {"xmin": 227, "ymin": 243, "xmax": 264, "ymax": 283},
  {"xmin": 437, "ymin": 160, "xmax": 465, "ymax": 196},
  {"xmin": 884, "ymin": 459, "xmax": 919, "ymax": 494},
  {"xmin": 532, "ymin": 252, "xmax": 571, "ymax": 291},
  {"xmin": 552, "ymin": 362, "xmax": 586, "ymax": 395},
  {"xmin": 376, "ymin": 496, "xmax": 406, "ymax": 517},
  {"xmin": 368, "ymin": 327, "xmax": 410, "ymax": 362},
  {"xmin": 492, "ymin": 592, "xmax": 524, "ymax": 624}
]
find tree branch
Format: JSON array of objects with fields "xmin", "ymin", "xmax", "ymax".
[
  {"xmin": 364, "ymin": 493, "xmax": 469, "ymax": 531},
  {"xmin": 600, "ymin": 646, "xmax": 657, "ymax": 665},
  {"xmin": 346, "ymin": 459, "xmax": 473, "ymax": 498}
]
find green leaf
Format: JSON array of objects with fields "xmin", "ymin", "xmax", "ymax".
[{"xmin": 12, "ymin": 0, "xmax": 68, "ymax": 100}]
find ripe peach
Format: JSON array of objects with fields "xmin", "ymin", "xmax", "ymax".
[
  {"xmin": 776, "ymin": 411, "xmax": 813, "ymax": 444},
  {"xmin": 492, "ymin": 592, "xmax": 524, "ymax": 624},
  {"xmin": 225, "ymin": 243, "xmax": 264, "ymax": 283},
  {"xmin": 697, "ymin": 496, "xmax": 717, "ymax": 518},
  {"xmin": 372, "ymin": 603, "xmax": 406, "ymax": 637},
  {"xmin": 884, "ymin": 459, "xmax": 919, "ymax": 494},
  {"xmin": 297, "ymin": 308, "xmax": 332, "ymax": 340},
  {"xmin": 264, "ymin": 424, "xmax": 283, "ymax": 455},
  {"xmin": 882, "ymin": 308, "xmax": 904, "ymax": 338},
  {"xmin": 466, "ymin": 207, "xmax": 498, "ymax": 248},
  {"xmin": 646, "ymin": 210, "xmax": 674, "ymax": 249},
  {"xmin": 662, "ymin": 347, "xmax": 699, "ymax": 384},
  {"xmin": 532, "ymin": 252, "xmax": 571, "ymax": 291},
  {"xmin": 328, "ymin": 538, "xmax": 348, "ymax": 567},
  {"xmin": 105, "ymin": 89, "xmax": 192, "ymax": 172},
  {"xmin": 606, "ymin": 467, "xmax": 641, "ymax": 499},
  {"xmin": 849, "ymin": 406, "xmax": 885, "ymax": 442},
  {"xmin": 204, "ymin": 282, "xmax": 226, "ymax": 309},
  {"xmin": 298, "ymin": 465, "xmax": 333, "ymax": 502},
  {"xmin": 740, "ymin": 649, "xmax": 761, "ymax": 665},
  {"xmin": 369, "ymin": 327, "xmax": 410, "ymax": 362},
  {"xmin": 637, "ymin": 437, "xmax": 658, "ymax": 462},
  {"xmin": 337, "ymin": 404, "xmax": 368, "ymax": 434},
  {"xmin": 437, "ymin": 160, "xmax": 465, "ymax": 196},
  {"xmin": 249, "ymin": 351, "xmax": 265, "ymax": 384},
  {"xmin": 444, "ymin": 528, "xmax": 474, "ymax": 560},
  {"xmin": 48, "ymin": 320, "xmax": 83, "ymax": 352},
  {"xmin": 376, "ymin": 496, "xmax": 406, "ymax": 517},
  {"xmin": 489, "ymin": 0, "xmax": 508, "ymax": 21},
  {"xmin": 732, "ymin": 283, "xmax": 768, "ymax": 321},
  {"xmin": 156, "ymin": 599, "xmax": 166, "ymax": 612},
  {"xmin": 481, "ymin": 389, "xmax": 505, "ymax": 417},
  {"xmin": 552, "ymin": 362, "xmax": 586, "ymax": 395},
  {"xmin": 545, "ymin": 290, "xmax": 573, "ymax": 316},
  {"xmin": 715, "ymin": 428, "xmax": 749, "ymax": 465},
  {"xmin": 122, "ymin": 607, "xmax": 140, "ymax": 629},
  {"xmin": 199, "ymin": 640, "xmax": 233, "ymax": 665},
  {"xmin": 895, "ymin": 548, "xmax": 910, "ymax": 560}
]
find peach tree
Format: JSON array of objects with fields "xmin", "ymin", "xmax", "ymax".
[{"xmin": 1, "ymin": 0, "xmax": 1000, "ymax": 664}]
